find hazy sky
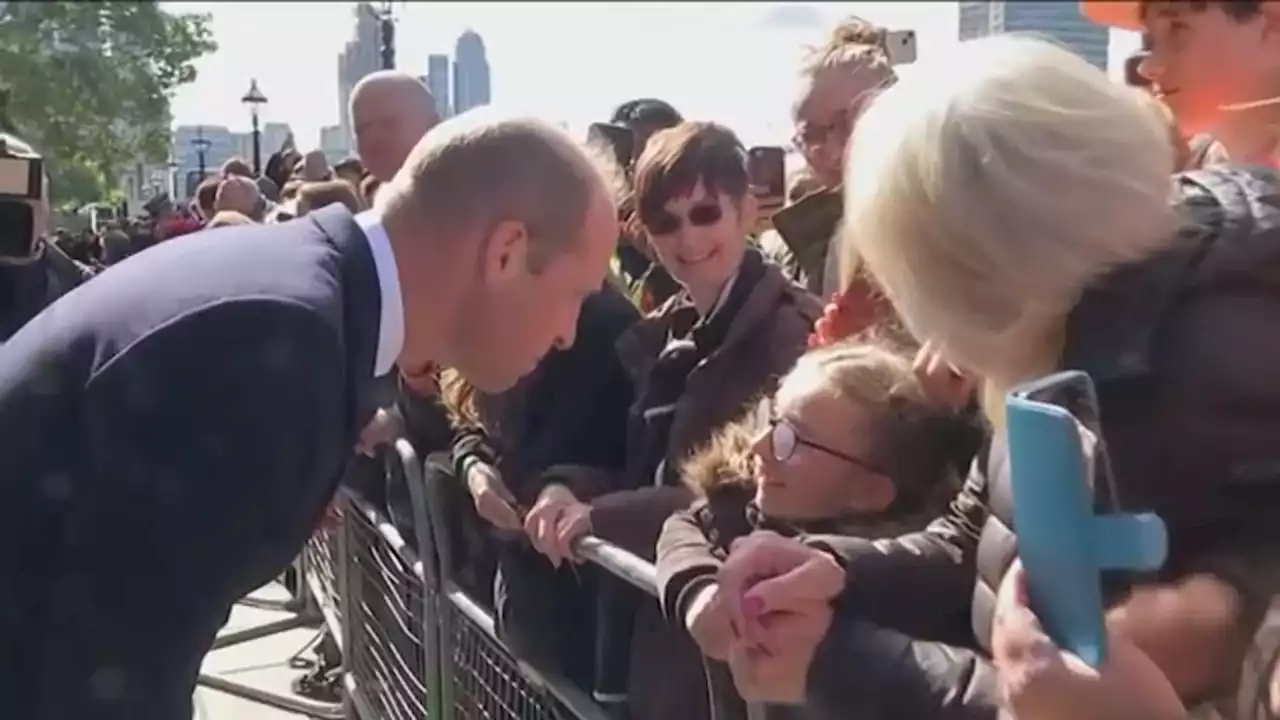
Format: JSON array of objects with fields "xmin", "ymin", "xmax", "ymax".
[
  {"xmin": 165, "ymin": 2, "xmax": 1140, "ymax": 150},
  {"xmin": 165, "ymin": 2, "xmax": 963, "ymax": 149}
]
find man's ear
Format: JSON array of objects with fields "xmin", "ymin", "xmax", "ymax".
[{"xmin": 481, "ymin": 219, "xmax": 531, "ymax": 286}]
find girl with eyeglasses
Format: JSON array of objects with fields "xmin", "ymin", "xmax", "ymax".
[{"xmin": 655, "ymin": 338, "xmax": 969, "ymax": 720}]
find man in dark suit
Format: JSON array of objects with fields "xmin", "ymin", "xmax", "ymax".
[{"xmin": 0, "ymin": 110, "xmax": 619, "ymax": 719}]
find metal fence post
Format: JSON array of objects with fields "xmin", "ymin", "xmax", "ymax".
[
  {"xmin": 336, "ymin": 489, "xmax": 361, "ymax": 701},
  {"xmin": 394, "ymin": 439, "xmax": 446, "ymax": 719}
]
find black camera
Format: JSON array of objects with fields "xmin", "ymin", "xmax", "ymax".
[{"xmin": 0, "ymin": 134, "xmax": 44, "ymax": 258}]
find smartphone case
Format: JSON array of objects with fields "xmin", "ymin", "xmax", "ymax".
[{"xmin": 1005, "ymin": 370, "xmax": 1167, "ymax": 667}]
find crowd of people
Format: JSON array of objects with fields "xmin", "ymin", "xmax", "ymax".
[{"xmin": 4, "ymin": 1, "xmax": 1280, "ymax": 719}]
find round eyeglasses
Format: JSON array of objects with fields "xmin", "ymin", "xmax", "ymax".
[{"xmin": 766, "ymin": 415, "xmax": 879, "ymax": 475}]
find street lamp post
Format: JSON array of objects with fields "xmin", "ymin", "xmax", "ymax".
[
  {"xmin": 379, "ymin": 1, "xmax": 396, "ymax": 70},
  {"xmin": 167, "ymin": 157, "xmax": 180, "ymax": 198},
  {"xmin": 191, "ymin": 125, "xmax": 212, "ymax": 181},
  {"xmin": 241, "ymin": 79, "xmax": 268, "ymax": 176}
]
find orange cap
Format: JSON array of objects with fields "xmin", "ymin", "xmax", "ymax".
[{"xmin": 1081, "ymin": 1, "xmax": 1143, "ymax": 31}]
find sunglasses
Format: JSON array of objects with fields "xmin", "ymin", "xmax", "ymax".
[{"xmin": 643, "ymin": 203, "xmax": 723, "ymax": 236}]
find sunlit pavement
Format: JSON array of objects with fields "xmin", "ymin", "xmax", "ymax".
[{"xmin": 193, "ymin": 583, "xmax": 325, "ymax": 720}]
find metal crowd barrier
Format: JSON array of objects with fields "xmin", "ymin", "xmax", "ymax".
[{"xmin": 298, "ymin": 438, "xmax": 660, "ymax": 720}]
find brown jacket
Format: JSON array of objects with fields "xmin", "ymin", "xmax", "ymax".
[
  {"xmin": 549, "ymin": 259, "xmax": 821, "ymax": 558},
  {"xmin": 802, "ymin": 165, "xmax": 1280, "ymax": 719},
  {"xmin": 546, "ymin": 256, "xmax": 819, "ymax": 720}
]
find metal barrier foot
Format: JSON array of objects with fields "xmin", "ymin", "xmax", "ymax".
[{"xmin": 197, "ymin": 672, "xmax": 346, "ymax": 719}]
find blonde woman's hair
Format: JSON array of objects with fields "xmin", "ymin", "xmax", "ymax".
[
  {"xmin": 840, "ymin": 34, "xmax": 1178, "ymax": 393},
  {"xmin": 800, "ymin": 15, "xmax": 896, "ymax": 85},
  {"xmin": 439, "ymin": 368, "xmax": 481, "ymax": 430}
]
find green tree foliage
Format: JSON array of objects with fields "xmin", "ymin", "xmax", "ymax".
[{"xmin": 0, "ymin": 2, "xmax": 216, "ymax": 207}]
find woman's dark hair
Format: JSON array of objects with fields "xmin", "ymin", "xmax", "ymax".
[
  {"xmin": 633, "ymin": 121, "xmax": 748, "ymax": 230},
  {"xmin": 610, "ymin": 98, "xmax": 684, "ymax": 133},
  {"xmin": 264, "ymin": 151, "xmax": 286, "ymax": 189}
]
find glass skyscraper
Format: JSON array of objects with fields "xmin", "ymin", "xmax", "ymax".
[{"xmin": 958, "ymin": 1, "xmax": 1109, "ymax": 70}]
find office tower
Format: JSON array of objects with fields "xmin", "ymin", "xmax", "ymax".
[
  {"xmin": 338, "ymin": 3, "xmax": 382, "ymax": 149},
  {"xmin": 320, "ymin": 125, "xmax": 349, "ymax": 165},
  {"xmin": 427, "ymin": 53, "xmax": 452, "ymax": 118},
  {"xmin": 452, "ymin": 30, "xmax": 491, "ymax": 115},
  {"xmin": 958, "ymin": 1, "xmax": 1109, "ymax": 70}
]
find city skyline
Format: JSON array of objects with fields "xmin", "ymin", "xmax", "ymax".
[
  {"xmin": 958, "ymin": 1, "xmax": 1110, "ymax": 70},
  {"xmin": 164, "ymin": 2, "xmax": 975, "ymax": 151}
]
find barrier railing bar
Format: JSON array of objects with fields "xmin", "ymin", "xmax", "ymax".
[{"xmin": 575, "ymin": 536, "xmax": 660, "ymax": 597}]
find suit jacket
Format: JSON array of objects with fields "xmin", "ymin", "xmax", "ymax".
[{"xmin": 0, "ymin": 204, "xmax": 384, "ymax": 720}]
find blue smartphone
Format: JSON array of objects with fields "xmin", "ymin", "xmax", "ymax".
[{"xmin": 1005, "ymin": 370, "xmax": 1167, "ymax": 668}]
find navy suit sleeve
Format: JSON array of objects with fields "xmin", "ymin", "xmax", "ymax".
[{"xmin": 79, "ymin": 298, "xmax": 350, "ymax": 596}]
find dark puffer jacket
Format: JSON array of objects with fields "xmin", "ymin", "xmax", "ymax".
[{"xmin": 802, "ymin": 165, "xmax": 1280, "ymax": 720}]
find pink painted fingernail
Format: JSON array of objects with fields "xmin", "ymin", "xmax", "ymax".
[{"xmin": 741, "ymin": 594, "xmax": 764, "ymax": 618}]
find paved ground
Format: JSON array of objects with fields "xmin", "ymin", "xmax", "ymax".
[{"xmin": 193, "ymin": 583, "xmax": 336, "ymax": 720}]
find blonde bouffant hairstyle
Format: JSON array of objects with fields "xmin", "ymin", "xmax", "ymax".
[{"xmin": 840, "ymin": 35, "xmax": 1178, "ymax": 412}]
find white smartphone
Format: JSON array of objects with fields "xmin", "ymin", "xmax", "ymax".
[{"xmin": 884, "ymin": 29, "xmax": 918, "ymax": 66}]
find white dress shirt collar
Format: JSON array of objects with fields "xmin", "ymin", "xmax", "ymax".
[{"xmin": 354, "ymin": 208, "xmax": 405, "ymax": 377}]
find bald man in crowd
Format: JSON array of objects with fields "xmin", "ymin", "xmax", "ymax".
[
  {"xmin": 0, "ymin": 110, "xmax": 618, "ymax": 719},
  {"xmin": 350, "ymin": 70, "xmax": 441, "ymax": 181},
  {"xmin": 213, "ymin": 175, "xmax": 265, "ymax": 222}
]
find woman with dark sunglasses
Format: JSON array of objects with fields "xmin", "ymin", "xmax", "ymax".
[
  {"xmin": 519, "ymin": 121, "xmax": 821, "ymax": 720},
  {"xmin": 654, "ymin": 339, "xmax": 967, "ymax": 720}
]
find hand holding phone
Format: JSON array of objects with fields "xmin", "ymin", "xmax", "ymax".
[{"xmin": 747, "ymin": 146, "xmax": 787, "ymax": 231}]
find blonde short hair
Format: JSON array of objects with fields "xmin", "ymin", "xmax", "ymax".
[{"xmin": 841, "ymin": 35, "xmax": 1177, "ymax": 381}]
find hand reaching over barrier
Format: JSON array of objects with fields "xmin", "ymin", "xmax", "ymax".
[
  {"xmin": 464, "ymin": 459, "xmax": 523, "ymax": 531},
  {"xmin": 525, "ymin": 483, "xmax": 590, "ymax": 567}
]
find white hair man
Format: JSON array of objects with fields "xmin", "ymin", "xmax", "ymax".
[
  {"xmin": 0, "ymin": 110, "xmax": 618, "ymax": 717},
  {"xmin": 350, "ymin": 70, "xmax": 440, "ymax": 181}
]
